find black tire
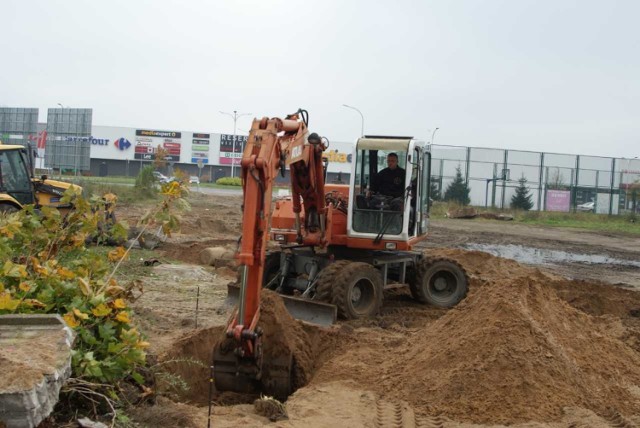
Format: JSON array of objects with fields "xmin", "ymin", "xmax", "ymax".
[
  {"xmin": 0, "ymin": 204, "xmax": 19, "ymax": 214},
  {"xmin": 331, "ymin": 262, "xmax": 384, "ymax": 319},
  {"xmin": 410, "ymin": 258, "xmax": 468, "ymax": 308},
  {"xmin": 313, "ymin": 260, "xmax": 351, "ymax": 303}
]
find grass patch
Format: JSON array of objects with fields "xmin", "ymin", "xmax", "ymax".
[
  {"xmin": 516, "ymin": 210, "xmax": 640, "ymax": 235},
  {"xmin": 430, "ymin": 201, "xmax": 640, "ymax": 235}
]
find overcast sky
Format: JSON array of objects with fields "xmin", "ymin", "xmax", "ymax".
[{"xmin": 2, "ymin": 0, "xmax": 639, "ymax": 158}]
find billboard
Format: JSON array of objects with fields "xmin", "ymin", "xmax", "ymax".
[
  {"xmin": 546, "ymin": 189, "xmax": 571, "ymax": 212},
  {"xmin": 45, "ymin": 108, "xmax": 93, "ymax": 171},
  {"xmin": 219, "ymin": 134, "xmax": 247, "ymax": 165},
  {"xmin": 191, "ymin": 133, "xmax": 210, "ymax": 164},
  {"xmin": 134, "ymin": 129, "xmax": 182, "ymax": 162}
]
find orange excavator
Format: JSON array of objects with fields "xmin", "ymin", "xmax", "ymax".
[{"xmin": 214, "ymin": 109, "xmax": 468, "ymax": 399}]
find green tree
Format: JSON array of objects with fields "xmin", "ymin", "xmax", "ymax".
[
  {"xmin": 429, "ymin": 179, "xmax": 441, "ymax": 201},
  {"xmin": 443, "ymin": 166, "xmax": 471, "ymax": 205},
  {"xmin": 134, "ymin": 165, "xmax": 158, "ymax": 198},
  {"xmin": 511, "ymin": 175, "xmax": 534, "ymax": 210}
]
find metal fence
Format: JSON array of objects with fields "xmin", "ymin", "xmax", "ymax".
[{"xmin": 431, "ymin": 145, "xmax": 640, "ymax": 215}]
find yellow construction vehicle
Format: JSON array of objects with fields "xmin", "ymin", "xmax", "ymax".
[{"xmin": 0, "ymin": 142, "xmax": 78, "ymax": 214}]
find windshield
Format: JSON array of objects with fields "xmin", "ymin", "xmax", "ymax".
[
  {"xmin": 0, "ymin": 149, "xmax": 33, "ymax": 205},
  {"xmin": 352, "ymin": 149, "xmax": 407, "ymax": 235}
]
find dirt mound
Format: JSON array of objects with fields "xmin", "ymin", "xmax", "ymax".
[
  {"xmin": 258, "ymin": 290, "xmax": 338, "ymax": 390},
  {"xmin": 160, "ymin": 326, "xmax": 225, "ymax": 403},
  {"xmin": 427, "ymin": 247, "xmax": 542, "ymax": 282},
  {"xmin": 179, "ymin": 209, "xmax": 241, "ymax": 236},
  {"xmin": 159, "ymin": 239, "xmax": 236, "ymax": 264},
  {"xmin": 161, "ymin": 290, "xmax": 336, "ymax": 404},
  {"xmin": 395, "ymin": 277, "xmax": 640, "ymax": 423},
  {"xmin": 313, "ymin": 251, "xmax": 640, "ymax": 424}
]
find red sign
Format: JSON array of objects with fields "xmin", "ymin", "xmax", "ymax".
[{"xmin": 163, "ymin": 142, "xmax": 181, "ymax": 155}]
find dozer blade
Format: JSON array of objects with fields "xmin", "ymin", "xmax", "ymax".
[{"xmin": 226, "ymin": 283, "xmax": 337, "ymax": 326}]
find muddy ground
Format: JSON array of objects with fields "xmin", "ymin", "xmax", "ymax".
[{"xmin": 117, "ymin": 192, "xmax": 640, "ymax": 427}]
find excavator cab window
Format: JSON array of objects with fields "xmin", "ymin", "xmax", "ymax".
[
  {"xmin": 0, "ymin": 149, "xmax": 34, "ymax": 206},
  {"xmin": 352, "ymin": 149, "xmax": 407, "ymax": 235}
]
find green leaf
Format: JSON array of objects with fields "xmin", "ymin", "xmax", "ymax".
[
  {"xmin": 131, "ymin": 371, "xmax": 145, "ymax": 385},
  {"xmin": 98, "ymin": 321, "xmax": 116, "ymax": 340},
  {"xmin": 107, "ymin": 342, "xmax": 125, "ymax": 354}
]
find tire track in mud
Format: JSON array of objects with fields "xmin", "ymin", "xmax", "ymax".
[{"xmin": 374, "ymin": 399, "xmax": 449, "ymax": 428}]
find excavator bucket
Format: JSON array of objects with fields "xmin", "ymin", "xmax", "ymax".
[{"xmin": 226, "ymin": 283, "xmax": 337, "ymax": 326}]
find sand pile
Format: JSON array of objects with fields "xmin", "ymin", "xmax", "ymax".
[
  {"xmin": 391, "ymin": 275, "xmax": 640, "ymax": 423},
  {"xmin": 258, "ymin": 290, "xmax": 320, "ymax": 390},
  {"xmin": 313, "ymin": 250, "xmax": 640, "ymax": 424}
]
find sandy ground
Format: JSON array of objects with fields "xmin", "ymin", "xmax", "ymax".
[{"xmin": 116, "ymin": 193, "xmax": 640, "ymax": 427}]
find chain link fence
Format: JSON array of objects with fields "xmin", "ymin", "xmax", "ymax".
[{"xmin": 431, "ymin": 145, "xmax": 640, "ymax": 215}]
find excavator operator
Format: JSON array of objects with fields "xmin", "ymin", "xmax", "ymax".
[{"xmin": 371, "ymin": 152, "xmax": 406, "ymax": 198}]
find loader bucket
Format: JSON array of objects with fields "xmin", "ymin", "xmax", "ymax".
[{"xmin": 226, "ymin": 283, "xmax": 337, "ymax": 326}]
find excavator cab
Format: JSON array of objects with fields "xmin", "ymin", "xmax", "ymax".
[
  {"xmin": 348, "ymin": 136, "xmax": 431, "ymax": 244},
  {"xmin": 0, "ymin": 145, "xmax": 36, "ymax": 211}
]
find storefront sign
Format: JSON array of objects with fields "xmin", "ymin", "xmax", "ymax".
[
  {"xmin": 64, "ymin": 136, "xmax": 110, "ymax": 145},
  {"xmin": 114, "ymin": 138, "xmax": 131, "ymax": 151},
  {"xmin": 135, "ymin": 129, "xmax": 182, "ymax": 139},
  {"xmin": 191, "ymin": 135, "xmax": 210, "ymax": 164},
  {"xmin": 134, "ymin": 129, "xmax": 182, "ymax": 161},
  {"xmin": 219, "ymin": 134, "xmax": 247, "ymax": 165},
  {"xmin": 323, "ymin": 149, "xmax": 352, "ymax": 163}
]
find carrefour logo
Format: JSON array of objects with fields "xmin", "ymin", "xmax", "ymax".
[{"xmin": 114, "ymin": 138, "xmax": 132, "ymax": 151}]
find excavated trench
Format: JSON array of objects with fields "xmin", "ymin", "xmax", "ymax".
[{"xmin": 159, "ymin": 249, "xmax": 640, "ymax": 425}]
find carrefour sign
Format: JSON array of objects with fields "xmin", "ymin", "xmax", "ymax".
[
  {"xmin": 114, "ymin": 138, "xmax": 131, "ymax": 151},
  {"xmin": 64, "ymin": 136, "xmax": 110, "ymax": 145}
]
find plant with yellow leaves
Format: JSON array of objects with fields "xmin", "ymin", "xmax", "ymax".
[{"xmin": 0, "ymin": 184, "xmax": 186, "ymax": 385}]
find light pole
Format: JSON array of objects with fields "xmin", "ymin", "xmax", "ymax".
[
  {"xmin": 431, "ymin": 127, "xmax": 440, "ymax": 144},
  {"xmin": 220, "ymin": 110, "xmax": 252, "ymax": 177},
  {"xmin": 342, "ymin": 104, "xmax": 364, "ymax": 137}
]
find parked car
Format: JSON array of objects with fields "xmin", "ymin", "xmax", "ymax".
[
  {"xmin": 152, "ymin": 171, "xmax": 170, "ymax": 183},
  {"xmin": 189, "ymin": 176, "xmax": 200, "ymax": 185},
  {"xmin": 577, "ymin": 201, "xmax": 595, "ymax": 212}
]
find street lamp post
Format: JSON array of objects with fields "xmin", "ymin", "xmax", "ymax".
[
  {"xmin": 220, "ymin": 110, "xmax": 252, "ymax": 177},
  {"xmin": 431, "ymin": 127, "xmax": 440, "ymax": 144},
  {"xmin": 342, "ymin": 104, "xmax": 364, "ymax": 137}
]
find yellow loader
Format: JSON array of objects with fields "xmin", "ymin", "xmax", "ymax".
[{"xmin": 0, "ymin": 142, "xmax": 79, "ymax": 214}]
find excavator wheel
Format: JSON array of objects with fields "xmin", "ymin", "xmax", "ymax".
[
  {"xmin": 313, "ymin": 260, "xmax": 351, "ymax": 303},
  {"xmin": 329, "ymin": 261, "xmax": 384, "ymax": 319},
  {"xmin": 0, "ymin": 204, "xmax": 19, "ymax": 214},
  {"xmin": 410, "ymin": 258, "xmax": 468, "ymax": 308}
]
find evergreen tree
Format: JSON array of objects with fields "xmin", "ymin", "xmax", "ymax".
[
  {"xmin": 429, "ymin": 180, "xmax": 441, "ymax": 201},
  {"xmin": 443, "ymin": 166, "xmax": 471, "ymax": 205},
  {"xmin": 511, "ymin": 176, "xmax": 534, "ymax": 210}
]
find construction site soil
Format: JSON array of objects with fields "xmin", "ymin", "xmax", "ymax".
[{"xmin": 119, "ymin": 193, "xmax": 640, "ymax": 427}]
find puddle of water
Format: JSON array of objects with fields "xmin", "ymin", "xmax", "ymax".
[{"xmin": 464, "ymin": 243, "xmax": 640, "ymax": 269}]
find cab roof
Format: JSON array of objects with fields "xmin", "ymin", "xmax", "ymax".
[
  {"xmin": 356, "ymin": 136, "xmax": 414, "ymax": 151},
  {"xmin": 0, "ymin": 144, "xmax": 26, "ymax": 150}
]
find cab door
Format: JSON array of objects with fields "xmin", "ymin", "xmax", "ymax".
[{"xmin": 0, "ymin": 149, "xmax": 35, "ymax": 206}]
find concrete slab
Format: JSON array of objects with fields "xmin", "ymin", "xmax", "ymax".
[{"xmin": 0, "ymin": 315, "xmax": 75, "ymax": 428}]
